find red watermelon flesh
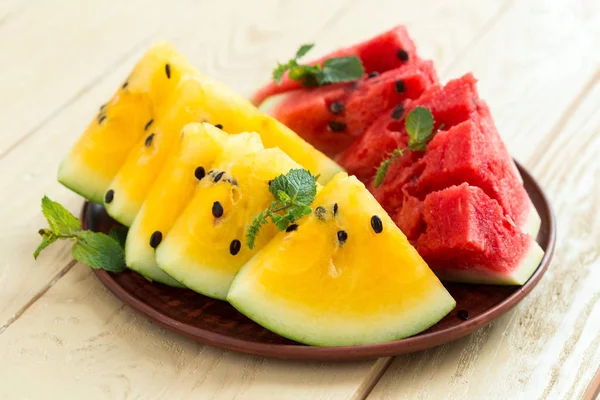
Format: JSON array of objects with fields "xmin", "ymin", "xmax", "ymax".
[
  {"xmin": 269, "ymin": 60, "xmax": 438, "ymax": 156},
  {"xmin": 416, "ymin": 184, "xmax": 544, "ymax": 285},
  {"xmin": 373, "ymin": 117, "xmax": 534, "ymax": 234},
  {"xmin": 251, "ymin": 25, "xmax": 419, "ymax": 106},
  {"xmin": 409, "ymin": 119, "xmax": 532, "ymax": 230},
  {"xmin": 337, "ymin": 73, "xmax": 481, "ymax": 182}
]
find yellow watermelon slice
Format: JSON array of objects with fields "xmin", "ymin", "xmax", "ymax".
[
  {"xmin": 155, "ymin": 136, "xmax": 305, "ymax": 300},
  {"xmin": 59, "ymin": 41, "xmax": 341, "ymax": 217},
  {"xmin": 125, "ymin": 123, "xmax": 228, "ymax": 286},
  {"xmin": 58, "ymin": 41, "xmax": 193, "ymax": 203},
  {"xmin": 227, "ymin": 172, "xmax": 455, "ymax": 346}
]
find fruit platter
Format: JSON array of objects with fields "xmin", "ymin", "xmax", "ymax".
[{"xmin": 36, "ymin": 26, "xmax": 556, "ymax": 361}]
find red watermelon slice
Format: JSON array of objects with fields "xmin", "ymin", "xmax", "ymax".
[
  {"xmin": 337, "ymin": 73, "xmax": 481, "ymax": 181},
  {"xmin": 251, "ymin": 25, "xmax": 420, "ymax": 106},
  {"xmin": 372, "ymin": 117, "xmax": 540, "ymax": 237},
  {"xmin": 416, "ymin": 184, "xmax": 544, "ymax": 285},
  {"xmin": 264, "ymin": 60, "xmax": 438, "ymax": 156}
]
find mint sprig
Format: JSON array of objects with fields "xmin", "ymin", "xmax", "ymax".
[
  {"xmin": 34, "ymin": 196, "xmax": 126, "ymax": 273},
  {"xmin": 374, "ymin": 106, "xmax": 436, "ymax": 188},
  {"xmin": 246, "ymin": 169, "xmax": 317, "ymax": 249},
  {"xmin": 272, "ymin": 44, "xmax": 364, "ymax": 87}
]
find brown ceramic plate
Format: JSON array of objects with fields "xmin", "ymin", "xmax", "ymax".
[{"xmin": 83, "ymin": 162, "xmax": 556, "ymax": 361}]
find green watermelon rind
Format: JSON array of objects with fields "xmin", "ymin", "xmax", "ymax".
[
  {"xmin": 154, "ymin": 240, "xmax": 234, "ymax": 300},
  {"xmin": 432, "ymin": 239, "xmax": 545, "ymax": 285},
  {"xmin": 227, "ymin": 261, "xmax": 457, "ymax": 347},
  {"xmin": 124, "ymin": 215, "xmax": 185, "ymax": 288},
  {"xmin": 58, "ymin": 155, "xmax": 109, "ymax": 205},
  {"xmin": 521, "ymin": 198, "xmax": 542, "ymax": 239}
]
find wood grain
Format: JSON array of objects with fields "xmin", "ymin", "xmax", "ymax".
[{"xmin": 0, "ymin": 263, "xmax": 380, "ymax": 400}]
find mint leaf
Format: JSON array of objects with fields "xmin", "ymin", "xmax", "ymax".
[
  {"xmin": 35, "ymin": 196, "xmax": 127, "ymax": 273},
  {"xmin": 406, "ymin": 106, "xmax": 435, "ymax": 150},
  {"xmin": 374, "ymin": 107, "xmax": 435, "ymax": 188},
  {"xmin": 72, "ymin": 231, "xmax": 126, "ymax": 273},
  {"xmin": 109, "ymin": 226, "xmax": 128, "ymax": 249},
  {"xmin": 270, "ymin": 169, "xmax": 317, "ymax": 206},
  {"xmin": 41, "ymin": 196, "xmax": 81, "ymax": 235},
  {"xmin": 374, "ymin": 148, "xmax": 406, "ymax": 188},
  {"xmin": 277, "ymin": 190, "xmax": 292, "ymax": 204},
  {"xmin": 318, "ymin": 56, "xmax": 365, "ymax": 85},
  {"xmin": 289, "ymin": 204, "xmax": 312, "ymax": 220},
  {"xmin": 246, "ymin": 209, "xmax": 269, "ymax": 250},
  {"xmin": 247, "ymin": 169, "xmax": 317, "ymax": 249},
  {"xmin": 272, "ymin": 44, "xmax": 364, "ymax": 87},
  {"xmin": 295, "ymin": 43, "xmax": 314, "ymax": 59},
  {"xmin": 273, "ymin": 62, "xmax": 293, "ymax": 84},
  {"xmin": 271, "ymin": 214, "xmax": 293, "ymax": 231},
  {"xmin": 33, "ymin": 229, "xmax": 58, "ymax": 259}
]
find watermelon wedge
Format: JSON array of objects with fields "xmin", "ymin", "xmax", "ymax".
[
  {"xmin": 337, "ymin": 74, "xmax": 482, "ymax": 182},
  {"xmin": 228, "ymin": 173, "xmax": 455, "ymax": 346},
  {"xmin": 263, "ymin": 60, "xmax": 438, "ymax": 157},
  {"xmin": 416, "ymin": 184, "xmax": 544, "ymax": 285},
  {"xmin": 251, "ymin": 25, "xmax": 420, "ymax": 106}
]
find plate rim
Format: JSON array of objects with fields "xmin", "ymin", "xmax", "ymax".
[{"xmin": 85, "ymin": 161, "xmax": 556, "ymax": 361}]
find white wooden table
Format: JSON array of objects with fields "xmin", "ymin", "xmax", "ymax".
[{"xmin": 1, "ymin": 0, "xmax": 599, "ymax": 398}]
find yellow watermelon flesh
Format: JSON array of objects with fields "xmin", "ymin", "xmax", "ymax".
[
  {"xmin": 156, "ymin": 136, "xmax": 306, "ymax": 300},
  {"xmin": 227, "ymin": 172, "xmax": 455, "ymax": 346},
  {"xmin": 124, "ymin": 123, "xmax": 228, "ymax": 286},
  {"xmin": 58, "ymin": 41, "xmax": 195, "ymax": 203},
  {"xmin": 104, "ymin": 75, "xmax": 210, "ymax": 225},
  {"xmin": 60, "ymin": 41, "xmax": 341, "ymax": 213}
]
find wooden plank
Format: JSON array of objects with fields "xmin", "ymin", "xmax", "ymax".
[
  {"xmin": 0, "ymin": 263, "xmax": 381, "ymax": 400},
  {"xmin": 368, "ymin": 76, "xmax": 600, "ymax": 399},
  {"xmin": 0, "ymin": 0, "xmax": 510, "ymax": 398},
  {"xmin": 441, "ymin": 0, "xmax": 600, "ymax": 162}
]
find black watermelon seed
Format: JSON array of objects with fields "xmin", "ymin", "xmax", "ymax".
[
  {"xmin": 333, "ymin": 203, "xmax": 338, "ymax": 216},
  {"xmin": 165, "ymin": 63, "xmax": 171, "ymax": 79},
  {"xmin": 371, "ymin": 215, "xmax": 383, "ymax": 233},
  {"xmin": 122, "ymin": 81, "xmax": 129, "ymax": 89},
  {"xmin": 368, "ymin": 71, "xmax": 379, "ymax": 78},
  {"xmin": 329, "ymin": 101, "xmax": 345, "ymax": 115},
  {"xmin": 98, "ymin": 115, "xmax": 107, "ymax": 124},
  {"xmin": 213, "ymin": 171, "xmax": 225, "ymax": 183},
  {"xmin": 149, "ymin": 231, "xmax": 163, "ymax": 249},
  {"xmin": 105, "ymin": 189, "xmax": 114, "ymax": 204},
  {"xmin": 395, "ymin": 80, "xmax": 406, "ymax": 93},
  {"xmin": 315, "ymin": 206, "xmax": 327, "ymax": 220},
  {"xmin": 229, "ymin": 239, "xmax": 241, "ymax": 256},
  {"xmin": 144, "ymin": 119, "xmax": 154, "ymax": 131},
  {"xmin": 328, "ymin": 121, "xmax": 347, "ymax": 132},
  {"xmin": 194, "ymin": 166, "xmax": 206, "ymax": 180},
  {"xmin": 397, "ymin": 49, "xmax": 409, "ymax": 62},
  {"xmin": 144, "ymin": 133, "xmax": 155, "ymax": 147},
  {"xmin": 99, "ymin": 104, "xmax": 106, "ymax": 111},
  {"xmin": 286, "ymin": 224, "xmax": 298, "ymax": 232},
  {"xmin": 337, "ymin": 230, "xmax": 348, "ymax": 244},
  {"xmin": 212, "ymin": 201, "xmax": 224, "ymax": 218},
  {"xmin": 457, "ymin": 310, "xmax": 470, "ymax": 320},
  {"xmin": 215, "ymin": 124, "xmax": 223, "ymax": 129},
  {"xmin": 391, "ymin": 104, "xmax": 404, "ymax": 120},
  {"xmin": 227, "ymin": 178, "xmax": 238, "ymax": 186}
]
